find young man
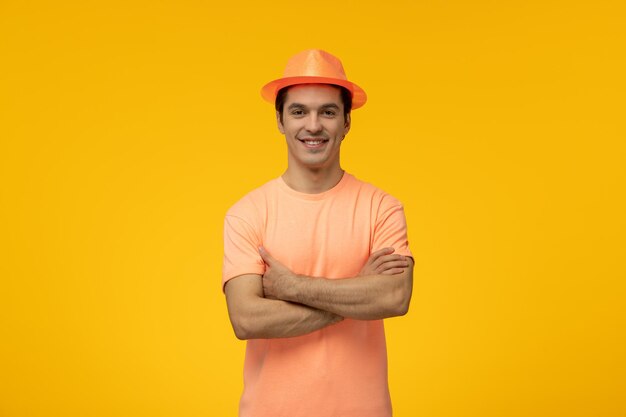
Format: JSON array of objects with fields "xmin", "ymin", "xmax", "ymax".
[{"xmin": 222, "ymin": 49, "xmax": 414, "ymax": 417}]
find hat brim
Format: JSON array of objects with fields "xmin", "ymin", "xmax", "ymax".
[{"xmin": 261, "ymin": 76, "xmax": 367, "ymax": 110}]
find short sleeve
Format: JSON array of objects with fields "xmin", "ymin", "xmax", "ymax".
[
  {"xmin": 222, "ymin": 214, "xmax": 266, "ymax": 292},
  {"xmin": 371, "ymin": 196, "xmax": 413, "ymax": 260}
]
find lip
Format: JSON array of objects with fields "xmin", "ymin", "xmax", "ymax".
[{"xmin": 298, "ymin": 138, "xmax": 329, "ymax": 149}]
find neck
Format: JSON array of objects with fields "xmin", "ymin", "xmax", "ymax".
[{"xmin": 282, "ymin": 164, "xmax": 345, "ymax": 194}]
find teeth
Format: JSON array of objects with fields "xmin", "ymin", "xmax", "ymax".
[{"xmin": 304, "ymin": 140, "xmax": 323, "ymax": 145}]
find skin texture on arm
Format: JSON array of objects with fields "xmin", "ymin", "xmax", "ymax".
[
  {"xmin": 224, "ymin": 273, "xmax": 343, "ymax": 340},
  {"xmin": 260, "ymin": 247, "xmax": 414, "ymax": 321}
]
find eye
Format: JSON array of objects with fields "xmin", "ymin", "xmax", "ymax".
[
  {"xmin": 322, "ymin": 110, "xmax": 337, "ymax": 117},
  {"xmin": 290, "ymin": 109, "xmax": 305, "ymax": 117}
]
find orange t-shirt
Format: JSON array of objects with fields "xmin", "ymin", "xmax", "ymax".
[{"xmin": 222, "ymin": 172, "xmax": 412, "ymax": 417}]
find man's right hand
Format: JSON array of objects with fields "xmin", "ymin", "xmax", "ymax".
[{"xmin": 358, "ymin": 247, "xmax": 409, "ymax": 276}]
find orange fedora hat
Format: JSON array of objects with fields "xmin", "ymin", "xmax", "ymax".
[{"xmin": 261, "ymin": 49, "xmax": 367, "ymax": 110}]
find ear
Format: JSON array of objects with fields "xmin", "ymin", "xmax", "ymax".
[
  {"xmin": 343, "ymin": 113, "xmax": 351, "ymax": 135},
  {"xmin": 276, "ymin": 111, "xmax": 285, "ymax": 134}
]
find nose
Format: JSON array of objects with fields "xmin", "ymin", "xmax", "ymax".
[{"xmin": 305, "ymin": 113, "xmax": 323, "ymax": 133}]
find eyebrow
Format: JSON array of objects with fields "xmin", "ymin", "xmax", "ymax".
[{"xmin": 287, "ymin": 103, "xmax": 341, "ymax": 110}]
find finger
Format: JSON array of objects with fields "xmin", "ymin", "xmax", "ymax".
[
  {"xmin": 376, "ymin": 260, "xmax": 410, "ymax": 273},
  {"xmin": 381, "ymin": 268, "xmax": 406, "ymax": 275},
  {"xmin": 258, "ymin": 246, "xmax": 274, "ymax": 265},
  {"xmin": 372, "ymin": 254, "xmax": 405, "ymax": 269},
  {"xmin": 378, "ymin": 254, "xmax": 406, "ymax": 263},
  {"xmin": 368, "ymin": 247, "xmax": 395, "ymax": 264}
]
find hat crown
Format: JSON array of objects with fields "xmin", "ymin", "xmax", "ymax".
[
  {"xmin": 260, "ymin": 49, "xmax": 367, "ymax": 109},
  {"xmin": 283, "ymin": 49, "xmax": 348, "ymax": 80}
]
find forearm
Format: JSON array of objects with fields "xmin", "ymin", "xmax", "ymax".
[
  {"xmin": 279, "ymin": 271, "xmax": 412, "ymax": 320},
  {"xmin": 228, "ymin": 294, "xmax": 342, "ymax": 340},
  {"xmin": 226, "ymin": 274, "xmax": 343, "ymax": 340}
]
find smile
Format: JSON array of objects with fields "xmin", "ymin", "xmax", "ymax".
[{"xmin": 298, "ymin": 138, "xmax": 329, "ymax": 148}]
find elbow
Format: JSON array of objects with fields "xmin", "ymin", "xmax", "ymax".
[
  {"xmin": 394, "ymin": 296, "xmax": 411, "ymax": 316},
  {"xmin": 393, "ymin": 259, "xmax": 414, "ymax": 317},
  {"xmin": 390, "ymin": 279, "xmax": 412, "ymax": 317},
  {"xmin": 375, "ymin": 297, "xmax": 409, "ymax": 320},
  {"xmin": 230, "ymin": 315, "xmax": 254, "ymax": 340},
  {"xmin": 233, "ymin": 325, "xmax": 249, "ymax": 340},
  {"xmin": 372, "ymin": 290, "xmax": 410, "ymax": 320}
]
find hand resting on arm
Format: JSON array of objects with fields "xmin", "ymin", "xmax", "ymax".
[
  {"xmin": 260, "ymin": 247, "xmax": 414, "ymax": 321},
  {"xmin": 225, "ymin": 248, "xmax": 410, "ymax": 339}
]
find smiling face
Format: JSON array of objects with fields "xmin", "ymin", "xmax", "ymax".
[{"xmin": 277, "ymin": 84, "xmax": 351, "ymax": 172}]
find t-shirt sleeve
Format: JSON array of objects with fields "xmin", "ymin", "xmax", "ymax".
[
  {"xmin": 222, "ymin": 214, "xmax": 266, "ymax": 293},
  {"xmin": 371, "ymin": 195, "xmax": 413, "ymax": 260}
]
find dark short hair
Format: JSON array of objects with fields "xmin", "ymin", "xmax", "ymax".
[{"xmin": 275, "ymin": 84, "xmax": 352, "ymax": 124}]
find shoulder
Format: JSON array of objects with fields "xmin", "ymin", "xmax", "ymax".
[
  {"xmin": 347, "ymin": 173, "xmax": 405, "ymax": 210},
  {"xmin": 225, "ymin": 178, "xmax": 278, "ymax": 220}
]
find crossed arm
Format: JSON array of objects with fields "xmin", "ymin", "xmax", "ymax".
[{"xmin": 224, "ymin": 247, "xmax": 414, "ymax": 340}]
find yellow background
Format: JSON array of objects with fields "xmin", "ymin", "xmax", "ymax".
[{"xmin": 1, "ymin": 1, "xmax": 625, "ymax": 416}]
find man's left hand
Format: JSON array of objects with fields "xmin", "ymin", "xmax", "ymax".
[{"xmin": 259, "ymin": 246, "xmax": 294, "ymax": 300}]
